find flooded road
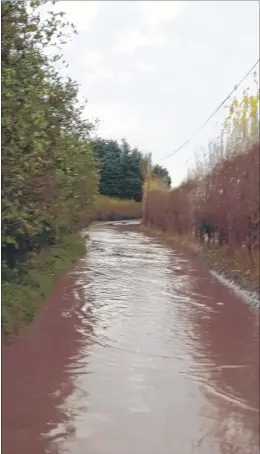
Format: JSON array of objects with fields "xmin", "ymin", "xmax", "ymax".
[{"xmin": 2, "ymin": 222, "xmax": 259, "ymax": 454}]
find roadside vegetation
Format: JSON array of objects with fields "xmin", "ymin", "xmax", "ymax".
[
  {"xmin": 92, "ymin": 196, "xmax": 141, "ymax": 222},
  {"xmin": 143, "ymin": 77, "xmax": 260, "ymax": 293},
  {"xmin": 2, "ymin": 234, "xmax": 86, "ymax": 337},
  {"xmin": 1, "ymin": 0, "xmax": 170, "ymax": 337},
  {"xmin": 1, "ymin": 0, "xmax": 98, "ymax": 336}
]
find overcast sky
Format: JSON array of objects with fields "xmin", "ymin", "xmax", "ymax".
[{"xmin": 42, "ymin": 1, "xmax": 259, "ymax": 186}]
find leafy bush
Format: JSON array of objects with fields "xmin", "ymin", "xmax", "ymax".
[{"xmin": 1, "ymin": 0, "xmax": 98, "ymax": 271}]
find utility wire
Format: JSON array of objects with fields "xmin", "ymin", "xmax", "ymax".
[{"xmin": 160, "ymin": 58, "xmax": 260, "ymax": 162}]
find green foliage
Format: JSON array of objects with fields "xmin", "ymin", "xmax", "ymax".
[
  {"xmin": 93, "ymin": 139, "xmax": 122, "ymax": 198},
  {"xmin": 92, "ymin": 138, "xmax": 144, "ymax": 202},
  {"xmin": 1, "ymin": 0, "xmax": 99, "ymax": 271},
  {"xmin": 2, "ymin": 234, "xmax": 86, "ymax": 337}
]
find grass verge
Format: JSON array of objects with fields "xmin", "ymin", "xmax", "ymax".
[
  {"xmin": 140, "ymin": 225, "xmax": 259, "ymax": 295},
  {"xmin": 2, "ymin": 233, "xmax": 86, "ymax": 340}
]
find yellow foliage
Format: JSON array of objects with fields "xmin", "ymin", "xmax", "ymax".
[
  {"xmin": 224, "ymin": 77, "xmax": 259, "ymax": 144},
  {"xmin": 143, "ymin": 176, "xmax": 169, "ymax": 191}
]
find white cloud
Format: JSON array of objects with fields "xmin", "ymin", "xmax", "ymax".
[
  {"xmin": 84, "ymin": 51, "xmax": 103, "ymax": 67},
  {"xmin": 117, "ymin": 71, "xmax": 131, "ymax": 82},
  {"xmin": 56, "ymin": 1, "xmax": 100, "ymax": 31},
  {"xmin": 136, "ymin": 1, "xmax": 186, "ymax": 30},
  {"xmin": 83, "ymin": 50, "xmax": 131, "ymax": 83},
  {"xmin": 40, "ymin": 1, "xmax": 100, "ymax": 31},
  {"xmin": 52, "ymin": 0, "xmax": 258, "ymax": 188},
  {"xmin": 85, "ymin": 62, "xmax": 131, "ymax": 83},
  {"xmin": 111, "ymin": 1, "xmax": 185, "ymax": 55},
  {"xmin": 88, "ymin": 68, "xmax": 131, "ymax": 83},
  {"xmin": 89, "ymin": 65, "xmax": 114, "ymax": 81},
  {"xmin": 83, "ymin": 51, "xmax": 116, "ymax": 82},
  {"xmin": 112, "ymin": 29, "xmax": 166, "ymax": 54},
  {"xmin": 87, "ymin": 102, "xmax": 142, "ymax": 140},
  {"xmin": 135, "ymin": 62, "xmax": 154, "ymax": 73}
]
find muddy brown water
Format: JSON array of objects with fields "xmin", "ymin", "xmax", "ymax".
[{"xmin": 2, "ymin": 221, "xmax": 259, "ymax": 454}]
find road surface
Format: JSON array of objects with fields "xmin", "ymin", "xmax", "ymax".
[{"xmin": 2, "ymin": 221, "xmax": 259, "ymax": 454}]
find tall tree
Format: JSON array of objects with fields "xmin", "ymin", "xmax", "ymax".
[
  {"xmin": 2, "ymin": 0, "xmax": 98, "ymax": 270},
  {"xmin": 119, "ymin": 140, "xmax": 143, "ymax": 201},
  {"xmin": 92, "ymin": 138, "xmax": 144, "ymax": 201}
]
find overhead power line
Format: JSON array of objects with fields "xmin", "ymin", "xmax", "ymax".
[{"xmin": 160, "ymin": 58, "xmax": 260, "ymax": 162}]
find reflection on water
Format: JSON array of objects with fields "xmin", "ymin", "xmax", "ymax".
[{"xmin": 2, "ymin": 222, "xmax": 259, "ymax": 454}]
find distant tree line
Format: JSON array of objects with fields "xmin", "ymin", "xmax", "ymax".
[
  {"xmin": 92, "ymin": 139, "xmax": 171, "ymax": 202},
  {"xmin": 92, "ymin": 138, "xmax": 144, "ymax": 202}
]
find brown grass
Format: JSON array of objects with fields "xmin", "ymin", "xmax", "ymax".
[
  {"xmin": 92, "ymin": 195, "xmax": 141, "ymax": 222},
  {"xmin": 143, "ymin": 139, "xmax": 259, "ymax": 290}
]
